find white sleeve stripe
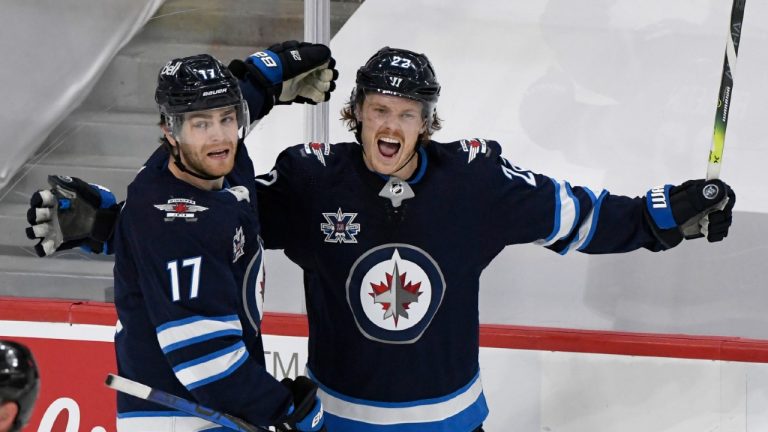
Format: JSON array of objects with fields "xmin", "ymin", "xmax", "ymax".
[
  {"xmin": 173, "ymin": 342, "xmax": 248, "ymax": 390},
  {"xmin": 539, "ymin": 180, "xmax": 578, "ymax": 246},
  {"xmin": 563, "ymin": 189, "xmax": 605, "ymax": 254},
  {"xmin": 157, "ymin": 316, "xmax": 242, "ymax": 353}
]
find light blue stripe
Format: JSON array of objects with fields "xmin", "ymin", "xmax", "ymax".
[
  {"xmin": 409, "ymin": 147, "xmax": 428, "ymax": 185},
  {"xmin": 558, "ymin": 186, "xmax": 595, "ymax": 255},
  {"xmin": 162, "ymin": 329, "xmax": 243, "ymax": 354},
  {"xmin": 545, "ymin": 179, "xmax": 562, "ymax": 242},
  {"xmin": 186, "ymin": 350, "xmax": 249, "ymax": 390},
  {"xmin": 173, "ymin": 341, "xmax": 245, "ymax": 373},
  {"xmin": 577, "ymin": 190, "xmax": 607, "ymax": 252},
  {"xmin": 156, "ymin": 314, "xmax": 239, "ymax": 333},
  {"xmin": 322, "ymin": 392, "xmax": 488, "ymax": 432},
  {"xmin": 309, "ymin": 369, "xmax": 480, "ymax": 409}
]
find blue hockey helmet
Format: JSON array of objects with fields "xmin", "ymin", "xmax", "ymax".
[{"xmin": 0, "ymin": 340, "xmax": 40, "ymax": 432}]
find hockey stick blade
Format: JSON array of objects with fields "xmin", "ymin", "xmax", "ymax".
[
  {"xmin": 707, "ymin": 0, "xmax": 746, "ymax": 180},
  {"xmin": 105, "ymin": 374, "xmax": 269, "ymax": 432}
]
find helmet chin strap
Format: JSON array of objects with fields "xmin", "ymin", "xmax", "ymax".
[
  {"xmin": 170, "ymin": 140, "xmax": 222, "ymax": 181},
  {"xmin": 388, "ymin": 143, "xmax": 420, "ymax": 178}
]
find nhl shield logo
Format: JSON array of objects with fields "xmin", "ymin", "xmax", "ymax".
[{"xmin": 346, "ymin": 244, "xmax": 445, "ymax": 344}]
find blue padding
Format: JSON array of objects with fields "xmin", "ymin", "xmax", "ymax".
[
  {"xmin": 246, "ymin": 50, "xmax": 283, "ymax": 85},
  {"xmin": 645, "ymin": 184, "xmax": 676, "ymax": 229}
]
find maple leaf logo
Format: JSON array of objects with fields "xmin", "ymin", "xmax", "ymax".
[{"xmin": 369, "ymin": 262, "xmax": 422, "ymax": 326}]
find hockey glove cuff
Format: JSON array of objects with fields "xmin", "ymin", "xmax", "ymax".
[
  {"xmin": 26, "ymin": 175, "xmax": 120, "ymax": 257},
  {"xmin": 228, "ymin": 41, "xmax": 337, "ymax": 119},
  {"xmin": 275, "ymin": 376, "xmax": 325, "ymax": 432},
  {"xmin": 644, "ymin": 179, "xmax": 735, "ymax": 249}
]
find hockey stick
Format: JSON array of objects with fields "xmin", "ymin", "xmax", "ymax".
[
  {"xmin": 105, "ymin": 374, "xmax": 270, "ymax": 432},
  {"xmin": 696, "ymin": 0, "xmax": 746, "ymax": 236},
  {"xmin": 707, "ymin": 0, "xmax": 746, "ymax": 180}
]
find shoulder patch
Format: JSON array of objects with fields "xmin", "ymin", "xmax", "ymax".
[
  {"xmin": 302, "ymin": 142, "xmax": 331, "ymax": 166},
  {"xmin": 459, "ymin": 138, "xmax": 488, "ymax": 163},
  {"xmin": 225, "ymin": 185, "xmax": 250, "ymax": 202},
  {"xmin": 153, "ymin": 198, "xmax": 208, "ymax": 222}
]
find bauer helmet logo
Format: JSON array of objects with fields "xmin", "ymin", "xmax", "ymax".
[
  {"xmin": 703, "ymin": 184, "xmax": 720, "ymax": 200},
  {"xmin": 202, "ymin": 88, "xmax": 227, "ymax": 97},
  {"xmin": 161, "ymin": 61, "xmax": 182, "ymax": 76}
]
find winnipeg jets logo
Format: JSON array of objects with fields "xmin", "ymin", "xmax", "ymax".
[
  {"xmin": 460, "ymin": 138, "xmax": 488, "ymax": 163},
  {"xmin": 242, "ymin": 244, "xmax": 266, "ymax": 334},
  {"xmin": 321, "ymin": 208, "xmax": 361, "ymax": 243},
  {"xmin": 154, "ymin": 198, "xmax": 208, "ymax": 222},
  {"xmin": 303, "ymin": 142, "xmax": 330, "ymax": 166},
  {"xmin": 368, "ymin": 251, "xmax": 423, "ymax": 326},
  {"xmin": 232, "ymin": 226, "xmax": 245, "ymax": 263},
  {"xmin": 347, "ymin": 244, "xmax": 445, "ymax": 344}
]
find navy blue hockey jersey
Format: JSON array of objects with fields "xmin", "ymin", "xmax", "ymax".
[
  {"xmin": 256, "ymin": 139, "xmax": 664, "ymax": 432},
  {"xmin": 113, "ymin": 142, "xmax": 291, "ymax": 431}
]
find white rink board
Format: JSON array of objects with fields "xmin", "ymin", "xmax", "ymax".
[{"xmin": 261, "ymin": 334, "xmax": 768, "ymax": 431}]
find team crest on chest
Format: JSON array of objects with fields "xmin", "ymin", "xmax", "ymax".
[
  {"xmin": 321, "ymin": 208, "xmax": 361, "ymax": 243},
  {"xmin": 347, "ymin": 244, "xmax": 445, "ymax": 344},
  {"xmin": 460, "ymin": 138, "xmax": 488, "ymax": 163},
  {"xmin": 153, "ymin": 198, "xmax": 208, "ymax": 222},
  {"xmin": 303, "ymin": 141, "xmax": 330, "ymax": 166},
  {"xmin": 232, "ymin": 226, "xmax": 245, "ymax": 263}
]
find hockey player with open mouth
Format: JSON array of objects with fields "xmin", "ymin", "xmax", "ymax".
[{"xmin": 27, "ymin": 46, "xmax": 735, "ymax": 432}]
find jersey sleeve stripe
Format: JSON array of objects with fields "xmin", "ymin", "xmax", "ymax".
[
  {"xmin": 172, "ymin": 341, "xmax": 248, "ymax": 390},
  {"xmin": 156, "ymin": 315, "xmax": 242, "ymax": 353},
  {"xmin": 565, "ymin": 189, "xmax": 607, "ymax": 253},
  {"xmin": 539, "ymin": 180, "xmax": 578, "ymax": 246}
]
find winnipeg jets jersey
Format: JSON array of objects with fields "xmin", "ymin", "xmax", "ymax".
[
  {"xmin": 256, "ymin": 139, "xmax": 663, "ymax": 432},
  {"xmin": 113, "ymin": 143, "xmax": 291, "ymax": 431}
]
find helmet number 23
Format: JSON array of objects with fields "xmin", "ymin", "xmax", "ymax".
[{"xmin": 390, "ymin": 56, "xmax": 412, "ymax": 68}]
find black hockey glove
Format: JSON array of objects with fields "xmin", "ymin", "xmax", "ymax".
[
  {"xmin": 228, "ymin": 40, "xmax": 338, "ymax": 118},
  {"xmin": 644, "ymin": 179, "xmax": 735, "ymax": 249},
  {"xmin": 25, "ymin": 175, "xmax": 120, "ymax": 257},
  {"xmin": 275, "ymin": 376, "xmax": 325, "ymax": 432}
]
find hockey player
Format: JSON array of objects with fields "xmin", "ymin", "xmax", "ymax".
[
  {"xmin": 253, "ymin": 47, "xmax": 736, "ymax": 432},
  {"xmin": 27, "ymin": 47, "xmax": 735, "ymax": 432},
  {"xmin": 28, "ymin": 44, "xmax": 336, "ymax": 432},
  {"xmin": 0, "ymin": 340, "xmax": 40, "ymax": 432},
  {"xmin": 111, "ymin": 49, "xmax": 336, "ymax": 431}
]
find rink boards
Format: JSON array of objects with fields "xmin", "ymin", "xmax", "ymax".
[{"xmin": 3, "ymin": 297, "xmax": 768, "ymax": 432}]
